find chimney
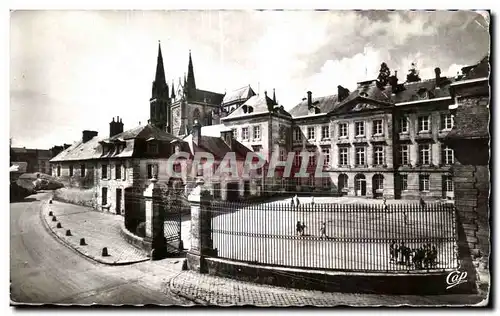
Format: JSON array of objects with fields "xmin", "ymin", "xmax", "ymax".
[
  {"xmin": 435, "ymin": 67, "xmax": 441, "ymax": 86},
  {"xmin": 192, "ymin": 119, "xmax": 202, "ymax": 146},
  {"xmin": 389, "ymin": 71, "xmax": 398, "ymax": 91},
  {"xmin": 337, "ymin": 86, "xmax": 350, "ymax": 102},
  {"xmin": 307, "ymin": 91, "xmax": 312, "ymax": 108},
  {"xmin": 82, "ymin": 130, "xmax": 98, "ymax": 143}
]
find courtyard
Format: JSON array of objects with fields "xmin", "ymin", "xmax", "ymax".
[{"xmin": 209, "ymin": 195, "xmax": 457, "ymax": 272}]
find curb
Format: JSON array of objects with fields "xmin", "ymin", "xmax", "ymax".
[
  {"xmin": 40, "ymin": 200, "xmax": 150, "ymax": 266},
  {"xmin": 168, "ymin": 272, "xmax": 210, "ymax": 306}
]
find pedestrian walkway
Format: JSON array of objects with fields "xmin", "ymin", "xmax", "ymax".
[
  {"xmin": 42, "ymin": 200, "xmax": 149, "ymax": 265},
  {"xmin": 169, "ymin": 270, "xmax": 487, "ymax": 306}
]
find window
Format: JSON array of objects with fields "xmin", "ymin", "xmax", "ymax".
[
  {"xmin": 101, "ymin": 187, "xmax": 108, "ymax": 205},
  {"xmin": 441, "ymin": 113, "xmax": 454, "ymax": 130},
  {"xmin": 323, "ymin": 177, "xmax": 330, "ymax": 188},
  {"xmin": 321, "ymin": 125, "xmax": 330, "ymax": 140},
  {"xmin": 57, "ymin": 165, "xmax": 61, "ymax": 177},
  {"xmin": 147, "ymin": 142, "xmax": 159, "ymax": 154},
  {"xmin": 322, "ymin": 147, "xmax": 330, "ymax": 166},
  {"xmin": 339, "ymin": 147, "xmax": 348, "ymax": 166},
  {"xmin": 444, "ymin": 176, "xmax": 454, "ymax": 192},
  {"xmin": 400, "ymin": 174, "xmax": 408, "ymax": 191},
  {"xmin": 279, "ymin": 148, "xmax": 286, "ymax": 161},
  {"xmin": 373, "ymin": 120, "xmax": 383, "ymax": 135},
  {"xmin": 253, "ymin": 125, "xmax": 261, "ymax": 140},
  {"xmin": 293, "ymin": 127, "xmax": 302, "ymax": 141},
  {"xmin": 418, "ymin": 115, "xmax": 430, "ymax": 132},
  {"xmin": 231, "ymin": 128, "xmax": 237, "ymax": 138},
  {"xmin": 308, "ymin": 175, "xmax": 315, "ymax": 187},
  {"xmin": 400, "ymin": 116, "xmax": 409, "ymax": 133},
  {"xmin": 81, "ymin": 164, "xmax": 86, "ymax": 177},
  {"xmin": 294, "ymin": 151, "xmax": 302, "ymax": 166},
  {"xmin": 242, "ymin": 127, "xmax": 249, "ymax": 140},
  {"xmin": 442, "ymin": 146, "xmax": 454, "ymax": 165},
  {"xmin": 173, "ymin": 163, "xmax": 182, "ymax": 174},
  {"xmin": 307, "ymin": 127, "xmax": 315, "ymax": 140},
  {"xmin": 102, "ymin": 164, "xmax": 108, "ymax": 179},
  {"xmin": 213, "ymin": 183, "xmax": 221, "ymax": 199},
  {"xmin": 147, "ymin": 164, "xmax": 157, "ymax": 179},
  {"xmin": 419, "ymin": 144, "xmax": 431, "ymax": 165},
  {"xmin": 309, "ymin": 151, "xmax": 317, "ymax": 166},
  {"xmin": 355, "ymin": 147, "xmax": 366, "ymax": 166},
  {"xmin": 338, "ymin": 123, "xmax": 348, "ymax": 138},
  {"xmin": 399, "ymin": 145, "xmax": 409, "ymax": 165},
  {"xmin": 419, "ymin": 175, "xmax": 430, "ymax": 192},
  {"xmin": 69, "ymin": 165, "xmax": 74, "ymax": 177},
  {"xmin": 373, "ymin": 146, "xmax": 384, "ymax": 165},
  {"xmin": 355, "ymin": 121, "xmax": 365, "ymax": 136},
  {"xmin": 115, "ymin": 164, "xmax": 122, "ymax": 180}
]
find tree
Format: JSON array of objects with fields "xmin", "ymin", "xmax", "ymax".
[{"xmin": 376, "ymin": 62, "xmax": 391, "ymax": 88}]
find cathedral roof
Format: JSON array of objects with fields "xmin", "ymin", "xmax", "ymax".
[{"xmin": 222, "ymin": 85, "xmax": 256, "ymax": 105}]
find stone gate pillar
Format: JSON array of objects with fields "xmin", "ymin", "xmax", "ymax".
[
  {"xmin": 186, "ymin": 180, "xmax": 217, "ymax": 273},
  {"xmin": 143, "ymin": 177, "xmax": 167, "ymax": 260}
]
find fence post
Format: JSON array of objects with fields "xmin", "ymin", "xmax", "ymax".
[
  {"xmin": 186, "ymin": 179, "xmax": 217, "ymax": 273},
  {"xmin": 143, "ymin": 177, "xmax": 166, "ymax": 260}
]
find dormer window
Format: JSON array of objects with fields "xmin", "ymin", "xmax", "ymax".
[
  {"xmin": 148, "ymin": 142, "xmax": 159, "ymax": 154},
  {"xmin": 360, "ymin": 92, "xmax": 368, "ymax": 97},
  {"xmin": 417, "ymin": 88, "xmax": 428, "ymax": 100}
]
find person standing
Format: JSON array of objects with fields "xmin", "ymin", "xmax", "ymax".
[{"xmin": 320, "ymin": 221, "xmax": 327, "ymax": 239}]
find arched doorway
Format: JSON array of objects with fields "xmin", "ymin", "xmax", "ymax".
[
  {"xmin": 338, "ymin": 174, "xmax": 348, "ymax": 195},
  {"xmin": 354, "ymin": 174, "xmax": 366, "ymax": 196},
  {"xmin": 372, "ymin": 174, "xmax": 384, "ymax": 198}
]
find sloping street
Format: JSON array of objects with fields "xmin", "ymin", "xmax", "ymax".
[{"xmin": 10, "ymin": 192, "xmax": 190, "ymax": 305}]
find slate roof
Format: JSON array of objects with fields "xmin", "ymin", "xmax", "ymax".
[
  {"xmin": 106, "ymin": 124, "xmax": 182, "ymax": 143},
  {"xmin": 183, "ymin": 126, "xmax": 252, "ymax": 160},
  {"xmin": 289, "ymin": 94, "xmax": 340, "ymax": 117},
  {"xmin": 190, "ymin": 88, "xmax": 225, "ymax": 105},
  {"xmin": 222, "ymin": 85, "xmax": 256, "ymax": 105},
  {"xmin": 289, "ymin": 76, "xmax": 457, "ymax": 117},
  {"xmin": 51, "ymin": 124, "xmax": 184, "ymax": 162},
  {"xmin": 460, "ymin": 55, "xmax": 490, "ymax": 80},
  {"xmin": 223, "ymin": 94, "xmax": 291, "ymax": 120},
  {"xmin": 50, "ymin": 136, "xmax": 103, "ymax": 162}
]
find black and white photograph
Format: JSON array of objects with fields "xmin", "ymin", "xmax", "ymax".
[{"xmin": 8, "ymin": 7, "xmax": 492, "ymax": 308}]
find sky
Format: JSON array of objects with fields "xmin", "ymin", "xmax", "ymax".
[{"xmin": 10, "ymin": 10, "xmax": 490, "ymax": 149}]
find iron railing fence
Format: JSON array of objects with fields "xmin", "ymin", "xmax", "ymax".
[{"xmin": 209, "ymin": 200, "xmax": 458, "ymax": 272}]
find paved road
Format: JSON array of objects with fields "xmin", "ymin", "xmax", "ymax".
[{"xmin": 10, "ymin": 192, "xmax": 191, "ymax": 305}]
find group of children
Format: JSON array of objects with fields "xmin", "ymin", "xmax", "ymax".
[{"xmin": 390, "ymin": 241, "xmax": 438, "ymax": 269}]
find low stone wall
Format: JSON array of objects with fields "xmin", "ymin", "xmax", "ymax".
[
  {"xmin": 205, "ymin": 257, "xmax": 476, "ymax": 295},
  {"xmin": 119, "ymin": 221, "xmax": 152, "ymax": 255},
  {"xmin": 53, "ymin": 187, "xmax": 95, "ymax": 208}
]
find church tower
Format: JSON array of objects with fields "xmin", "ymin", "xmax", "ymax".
[{"xmin": 150, "ymin": 41, "xmax": 171, "ymax": 133}]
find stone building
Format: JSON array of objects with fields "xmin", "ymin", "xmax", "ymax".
[
  {"xmin": 50, "ymin": 117, "xmax": 187, "ymax": 214},
  {"xmin": 445, "ymin": 56, "xmax": 489, "ymax": 292},
  {"xmin": 180, "ymin": 122, "xmax": 264, "ymax": 201},
  {"xmin": 11, "ymin": 147, "xmax": 54, "ymax": 174}
]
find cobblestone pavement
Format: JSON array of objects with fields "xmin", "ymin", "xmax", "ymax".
[
  {"xmin": 42, "ymin": 200, "xmax": 149, "ymax": 265},
  {"xmin": 169, "ymin": 270, "xmax": 488, "ymax": 307}
]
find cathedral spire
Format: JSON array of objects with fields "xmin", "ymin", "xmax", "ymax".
[
  {"xmin": 186, "ymin": 50, "xmax": 196, "ymax": 90},
  {"xmin": 171, "ymin": 79, "xmax": 175, "ymax": 99},
  {"xmin": 154, "ymin": 41, "xmax": 166, "ymax": 84}
]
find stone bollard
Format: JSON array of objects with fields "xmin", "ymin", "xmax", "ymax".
[
  {"xmin": 80, "ymin": 238, "xmax": 86, "ymax": 246},
  {"xmin": 52, "ymin": 216, "xmax": 57, "ymax": 222},
  {"xmin": 56, "ymin": 222, "xmax": 62, "ymax": 228},
  {"xmin": 48, "ymin": 211, "xmax": 53, "ymax": 216},
  {"xmin": 65, "ymin": 230, "xmax": 72, "ymax": 236},
  {"xmin": 102, "ymin": 247, "xmax": 109, "ymax": 257},
  {"xmin": 49, "ymin": 200, "xmax": 53, "ymax": 204}
]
